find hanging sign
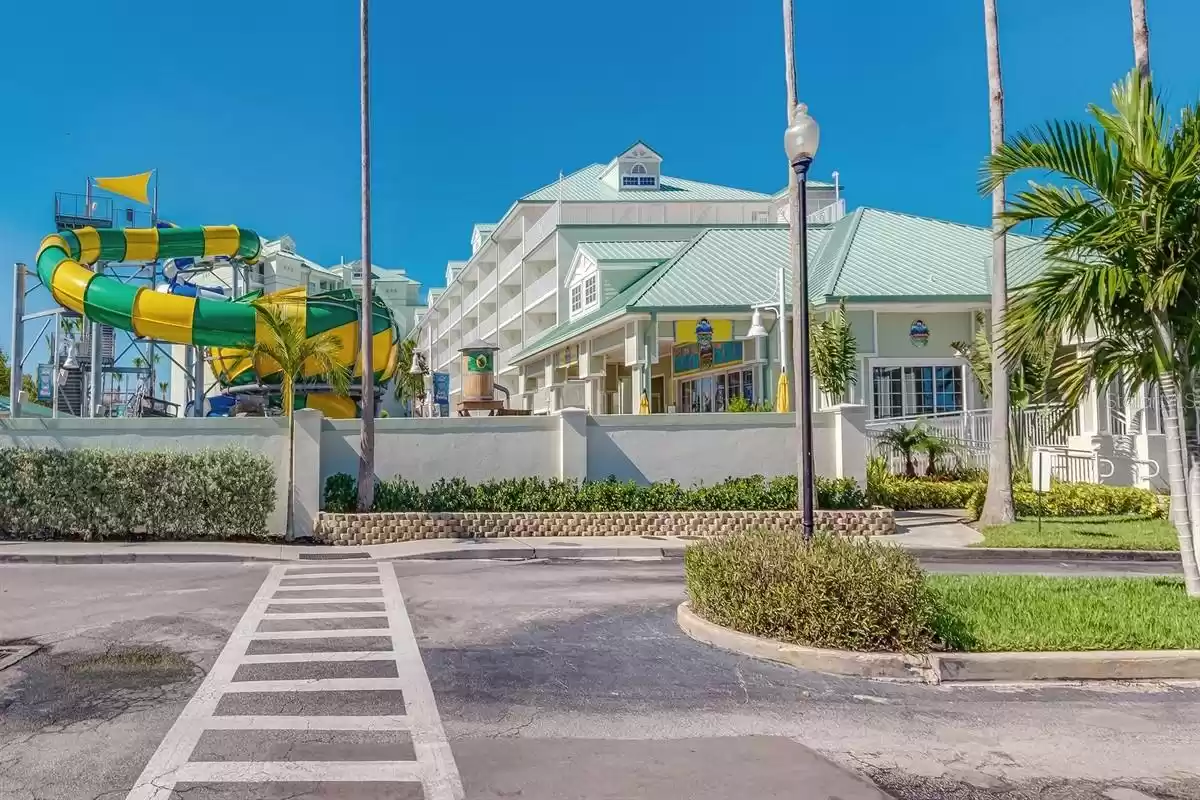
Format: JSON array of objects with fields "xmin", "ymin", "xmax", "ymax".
[
  {"xmin": 909, "ymin": 319, "xmax": 930, "ymax": 347},
  {"xmin": 673, "ymin": 319, "xmax": 741, "ymax": 376}
]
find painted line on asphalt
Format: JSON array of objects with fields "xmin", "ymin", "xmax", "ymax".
[
  {"xmin": 264, "ymin": 596, "xmax": 390, "ymax": 605},
  {"xmin": 123, "ymin": 561, "xmax": 464, "ymax": 800},
  {"xmin": 260, "ymin": 611, "xmax": 389, "ymax": 620}
]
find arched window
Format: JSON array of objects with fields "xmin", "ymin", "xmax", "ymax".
[{"xmin": 631, "ymin": 163, "xmax": 647, "ymax": 175}]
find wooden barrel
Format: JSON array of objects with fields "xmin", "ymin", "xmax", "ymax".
[{"xmin": 461, "ymin": 349, "xmax": 495, "ymax": 401}]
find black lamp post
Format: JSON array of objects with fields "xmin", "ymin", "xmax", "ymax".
[{"xmin": 784, "ymin": 102, "xmax": 821, "ymax": 542}]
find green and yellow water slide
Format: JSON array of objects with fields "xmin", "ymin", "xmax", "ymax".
[{"xmin": 35, "ymin": 225, "xmax": 399, "ymax": 418}]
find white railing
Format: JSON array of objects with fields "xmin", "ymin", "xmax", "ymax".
[
  {"xmin": 523, "ymin": 206, "xmax": 559, "ymax": 255},
  {"xmin": 524, "ymin": 270, "xmax": 557, "ymax": 308},
  {"xmin": 464, "ymin": 285, "xmax": 480, "ymax": 310},
  {"xmin": 499, "ymin": 294, "xmax": 522, "ymax": 324},
  {"xmin": 499, "ymin": 344, "xmax": 522, "ymax": 369},
  {"xmin": 498, "ymin": 247, "xmax": 522, "ymax": 281},
  {"xmin": 807, "ymin": 198, "xmax": 847, "ymax": 225},
  {"xmin": 479, "ymin": 311, "xmax": 497, "ymax": 337}
]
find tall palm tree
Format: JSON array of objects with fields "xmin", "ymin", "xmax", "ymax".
[
  {"xmin": 357, "ymin": 0, "xmax": 376, "ymax": 511},
  {"xmin": 979, "ymin": 0, "xmax": 1015, "ymax": 527},
  {"xmin": 982, "ymin": 70, "xmax": 1200, "ymax": 594},
  {"xmin": 1131, "ymin": 0, "xmax": 1151, "ymax": 80},
  {"xmin": 248, "ymin": 301, "xmax": 351, "ymax": 539},
  {"xmin": 392, "ymin": 338, "xmax": 426, "ymax": 416}
]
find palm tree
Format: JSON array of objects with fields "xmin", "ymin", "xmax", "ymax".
[
  {"xmin": 979, "ymin": 0, "xmax": 1015, "ymax": 527},
  {"xmin": 875, "ymin": 422, "xmax": 931, "ymax": 479},
  {"xmin": 392, "ymin": 339, "xmax": 426, "ymax": 416},
  {"xmin": 1131, "ymin": 0, "xmax": 1151, "ymax": 80},
  {"xmin": 982, "ymin": 70, "xmax": 1200, "ymax": 594},
  {"xmin": 919, "ymin": 433, "xmax": 959, "ymax": 478},
  {"xmin": 158, "ymin": 381, "xmax": 169, "ymax": 398},
  {"xmin": 810, "ymin": 300, "xmax": 858, "ymax": 403},
  {"xmin": 248, "ymin": 301, "xmax": 351, "ymax": 539},
  {"xmin": 357, "ymin": 0, "xmax": 377, "ymax": 512}
]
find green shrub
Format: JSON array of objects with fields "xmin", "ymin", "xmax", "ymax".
[
  {"xmin": 868, "ymin": 471, "xmax": 979, "ymax": 510},
  {"xmin": 0, "ymin": 446, "xmax": 276, "ymax": 541},
  {"xmin": 684, "ymin": 530, "xmax": 938, "ymax": 652},
  {"xmin": 966, "ymin": 481, "xmax": 1166, "ymax": 519},
  {"xmin": 323, "ymin": 473, "xmax": 869, "ymax": 513}
]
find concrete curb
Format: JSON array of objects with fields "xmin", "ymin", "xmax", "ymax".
[
  {"xmin": 676, "ymin": 602, "xmax": 933, "ymax": 683},
  {"xmin": 918, "ymin": 547, "xmax": 1180, "ymax": 563},
  {"xmin": 677, "ymin": 602, "xmax": 1200, "ymax": 684},
  {"xmin": 0, "ymin": 553, "xmax": 285, "ymax": 565}
]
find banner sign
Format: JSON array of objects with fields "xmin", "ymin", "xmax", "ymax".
[
  {"xmin": 432, "ymin": 372, "xmax": 450, "ymax": 417},
  {"xmin": 672, "ymin": 318, "xmax": 741, "ymax": 376},
  {"xmin": 36, "ymin": 364, "xmax": 53, "ymax": 401}
]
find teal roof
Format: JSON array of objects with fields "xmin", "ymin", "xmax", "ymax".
[
  {"xmin": 472, "ymin": 223, "xmax": 496, "ymax": 238},
  {"xmin": 522, "ymin": 164, "xmax": 774, "ymax": 203},
  {"xmin": 576, "ymin": 240, "xmax": 689, "ymax": 262},
  {"xmin": 513, "ymin": 209, "xmax": 1051, "ymax": 362}
]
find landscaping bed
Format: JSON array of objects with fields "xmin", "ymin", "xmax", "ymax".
[{"xmin": 975, "ymin": 515, "xmax": 1177, "ymax": 551}]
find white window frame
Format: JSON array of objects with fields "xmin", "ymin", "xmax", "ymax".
[
  {"xmin": 570, "ymin": 284, "xmax": 583, "ymax": 314},
  {"xmin": 583, "ymin": 275, "xmax": 597, "ymax": 307},
  {"xmin": 867, "ymin": 357, "xmax": 967, "ymax": 420},
  {"xmin": 631, "ymin": 163, "xmax": 648, "ymax": 175}
]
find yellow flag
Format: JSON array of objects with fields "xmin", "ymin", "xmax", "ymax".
[
  {"xmin": 775, "ymin": 372, "xmax": 790, "ymax": 413},
  {"xmin": 92, "ymin": 171, "xmax": 153, "ymax": 205}
]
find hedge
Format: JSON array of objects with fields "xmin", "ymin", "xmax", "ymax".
[
  {"xmin": 966, "ymin": 481, "xmax": 1166, "ymax": 519},
  {"xmin": 685, "ymin": 531, "xmax": 939, "ymax": 652},
  {"xmin": 867, "ymin": 474, "xmax": 980, "ymax": 510},
  {"xmin": 324, "ymin": 473, "xmax": 869, "ymax": 514},
  {"xmin": 0, "ymin": 447, "xmax": 277, "ymax": 541}
]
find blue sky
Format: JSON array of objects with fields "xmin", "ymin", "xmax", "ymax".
[{"xmin": 1, "ymin": 0, "xmax": 1198, "ymax": 354}]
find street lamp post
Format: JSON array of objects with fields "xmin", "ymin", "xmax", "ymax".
[{"xmin": 784, "ymin": 103, "xmax": 820, "ymax": 542}]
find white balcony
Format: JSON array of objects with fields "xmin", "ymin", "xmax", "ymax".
[
  {"xmin": 499, "ymin": 294, "xmax": 522, "ymax": 326},
  {"xmin": 479, "ymin": 311, "xmax": 497, "ymax": 337},
  {"xmin": 498, "ymin": 247, "xmax": 522, "ymax": 283},
  {"xmin": 524, "ymin": 270, "xmax": 557, "ymax": 310},
  {"xmin": 498, "ymin": 344, "xmax": 522, "ymax": 373},
  {"xmin": 523, "ymin": 206, "xmax": 559, "ymax": 255},
  {"xmin": 807, "ymin": 198, "xmax": 847, "ymax": 225}
]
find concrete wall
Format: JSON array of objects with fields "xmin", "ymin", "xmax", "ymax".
[
  {"xmin": 875, "ymin": 311, "xmax": 972, "ymax": 359},
  {"xmin": 0, "ymin": 416, "xmax": 291, "ymax": 535},
  {"xmin": 319, "ymin": 415, "xmax": 561, "ymax": 488}
]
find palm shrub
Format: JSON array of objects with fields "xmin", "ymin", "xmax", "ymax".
[
  {"xmin": 982, "ymin": 70, "xmax": 1200, "ymax": 593},
  {"xmin": 246, "ymin": 301, "xmax": 351, "ymax": 539},
  {"xmin": 810, "ymin": 299, "xmax": 858, "ymax": 402},
  {"xmin": 873, "ymin": 422, "xmax": 930, "ymax": 478}
]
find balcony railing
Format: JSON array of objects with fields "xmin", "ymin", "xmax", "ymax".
[
  {"xmin": 524, "ymin": 270, "xmax": 557, "ymax": 308},
  {"xmin": 464, "ymin": 285, "xmax": 480, "ymax": 310},
  {"xmin": 807, "ymin": 198, "xmax": 847, "ymax": 225},
  {"xmin": 498, "ymin": 247, "xmax": 522, "ymax": 281},
  {"xmin": 498, "ymin": 344, "xmax": 523, "ymax": 372},
  {"xmin": 523, "ymin": 206, "xmax": 559, "ymax": 255},
  {"xmin": 499, "ymin": 294, "xmax": 522, "ymax": 324},
  {"xmin": 479, "ymin": 311, "xmax": 497, "ymax": 337}
]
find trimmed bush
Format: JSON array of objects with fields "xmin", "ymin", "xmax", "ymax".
[
  {"xmin": 0, "ymin": 447, "xmax": 276, "ymax": 541},
  {"xmin": 684, "ymin": 530, "xmax": 938, "ymax": 652},
  {"xmin": 324, "ymin": 473, "xmax": 869, "ymax": 513},
  {"xmin": 867, "ymin": 473, "xmax": 979, "ymax": 510},
  {"xmin": 966, "ymin": 481, "xmax": 1166, "ymax": 519}
]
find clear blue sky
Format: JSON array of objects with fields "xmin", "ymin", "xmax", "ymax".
[{"xmin": 1, "ymin": 0, "xmax": 1198, "ymax": 354}]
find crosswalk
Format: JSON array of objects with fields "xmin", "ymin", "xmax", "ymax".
[{"xmin": 125, "ymin": 562, "xmax": 463, "ymax": 800}]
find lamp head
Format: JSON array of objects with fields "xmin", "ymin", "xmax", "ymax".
[
  {"xmin": 784, "ymin": 103, "xmax": 821, "ymax": 168},
  {"xmin": 408, "ymin": 351, "xmax": 425, "ymax": 375},
  {"xmin": 744, "ymin": 308, "xmax": 770, "ymax": 340}
]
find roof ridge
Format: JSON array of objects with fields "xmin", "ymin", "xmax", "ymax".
[
  {"xmin": 855, "ymin": 206, "xmax": 1041, "ymax": 242},
  {"xmin": 623, "ymin": 230, "xmax": 716, "ymax": 306},
  {"xmin": 521, "ymin": 164, "xmax": 605, "ymax": 201},
  {"xmin": 821, "ymin": 208, "xmax": 865, "ymax": 297}
]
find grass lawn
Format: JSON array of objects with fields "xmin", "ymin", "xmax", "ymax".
[
  {"xmin": 928, "ymin": 574, "xmax": 1200, "ymax": 652},
  {"xmin": 975, "ymin": 515, "xmax": 1177, "ymax": 551}
]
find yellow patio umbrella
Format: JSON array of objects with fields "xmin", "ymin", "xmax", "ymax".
[{"xmin": 774, "ymin": 371, "xmax": 790, "ymax": 413}]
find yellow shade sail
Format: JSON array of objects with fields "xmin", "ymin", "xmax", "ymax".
[
  {"xmin": 92, "ymin": 171, "xmax": 153, "ymax": 205},
  {"xmin": 775, "ymin": 372, "xmax": 790, "ymax": 413}
]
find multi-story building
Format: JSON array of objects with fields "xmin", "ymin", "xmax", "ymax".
[{"xmin": 410, "ymin": 142, "xmax": 843, "ymax": 410}]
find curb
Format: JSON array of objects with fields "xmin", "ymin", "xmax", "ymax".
[
  {"xmin": 676, "ymin": 602, "xmax": 933, "ymax": 683},
  {"xmin": 915, "ymin": 547, "xmax": 1180, "ymax": 563},
  {"xmin": 677, "ymin": 602, "xmax": 1200, "ymax": 684},
  {"xmin": 0, "ymin": 553, "xmax": 285, "ymax": 565}
]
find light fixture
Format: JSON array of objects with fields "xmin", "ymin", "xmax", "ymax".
[
  {"xmin": 783, "ymin": 103, "xmax": 821, "ymax": 167},
  {"xmin": 408, "ymin": 351, "xmax": 425, "ymax": 375},
  {"xmin": 62, "ymin": 342, "xmax": 79, "ymax": 370},
  {"xmin": 744, "ymin": 308, "xmax": 769, "ymax": 340}
]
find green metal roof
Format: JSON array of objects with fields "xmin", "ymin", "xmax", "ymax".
[
  {"xmin": 0, "ymin": 396, "xmax": 62, "ymax": 418},
  {"xmin": 472, "ymin": 223, "xmax": 497, "ymax": 237},
  {"xmin": 522, "ymin": 164, "xmax": 774, "ymax": 203},
  {"xmin": 576, "ymin": 240, "xmax": 689, "ymax": 262},
  {"xmin": 512, "ymin": 208, "xmax": 1051, "ymax": 363}
]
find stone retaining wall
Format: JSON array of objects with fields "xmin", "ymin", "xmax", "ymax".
[{"xmin": 316, "ymin": 508, "xmax": 895, "ymax": 546}]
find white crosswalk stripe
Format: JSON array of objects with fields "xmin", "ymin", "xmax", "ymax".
[{"xmin": 123, "ymin": 562, "xmax": 462, "ymax": 800}]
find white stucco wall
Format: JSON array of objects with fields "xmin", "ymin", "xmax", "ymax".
[
  {"xmin": 0, "ymin": 417, "xmax": 291, "ymax": 535},
  {"xmin": 875, "ymin": 312, "xmax": 973, "ymax": 359},
  {"xmin": 320, "ymin": 416, "xmax": 561, "ymax": 487},
  {"xmin": 584, "ymin": 412, "xmax": 841, "ymax": 486}
]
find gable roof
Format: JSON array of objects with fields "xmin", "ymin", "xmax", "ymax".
[
  {"xmin": 512, "ymin": 208, "xmax": 1051, "ymax": 362},
  {"xmin": 522, "ymin": 164, "xmax": 774, "ymax": 203},
  {"xmin": 576, "ymin": 240, "xmax": 689, "ymax": 263}
]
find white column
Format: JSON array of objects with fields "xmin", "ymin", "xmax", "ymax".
[{"xmin": 557, "ymin": 408, "xmax": 588, "ymax": 481}]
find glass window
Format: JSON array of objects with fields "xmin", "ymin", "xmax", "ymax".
[
  {"xmin": 638, "ymin": 176, "xmax": 656, "ymax": 186},
  {"xmin": 570, "ymin": 284, "xmax": 582, "ymax": 313},
  {"xmin": 631, "ymin": 163, "xmax": 647, "ymax": 175},
  {"xmin": 872, "ymin": 365, "xmax": 963, "ymax": 418},
  {"xmin": 584, "ymin": 275, "xmax": 597, "ymax": 306},
  {"xmin": 680, "ymin": 382, "xmax": 692, "ymax": 414},
  {"xmin": 699, "ymin": 377, "xmax": 714, "ymax": 412},
  {"xmin": 622, "ymin": 176, "xmax": 639, "ymax": 186},
  {"xmin": 715, "ymin": 374, "xmax": 727, "ymax": 412}
]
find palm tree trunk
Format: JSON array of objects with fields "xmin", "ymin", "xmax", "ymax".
[
  {"xmin": 285, "ymin": 378, "xmax": 296, "ymax": 542},
  {"xmin": 1131, "ymin": 0, "xmax": 1151, "ymax": 81},
  {"xmin": 356, "ymin": 0, "xmax": 376, "ymax": 512},
  {"xmin": 979, "ymin": 0, "xmax": 1015, "ymax": 526},
  {"xmin": 1157, "ymin": 373, "xmax": 1200, "ymax": 595}
]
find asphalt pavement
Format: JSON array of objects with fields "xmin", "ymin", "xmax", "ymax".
[{"xmin": 1, "ymin": 560, "xmax": 1198, "ymax": 800}]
